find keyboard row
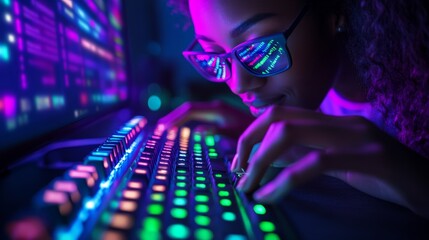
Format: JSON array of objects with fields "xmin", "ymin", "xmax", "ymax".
[
  {"xmin": 7, "ymin": 116, "xmax": 293, "ymax": 239},
  {"xmin": 7, "ymin": 116, "xmax": 148, "ymax": 239}
]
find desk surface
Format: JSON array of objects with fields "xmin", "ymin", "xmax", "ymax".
[{"xmin": 276, "ymin": 174, "xmax": 429, "ymax": 239}]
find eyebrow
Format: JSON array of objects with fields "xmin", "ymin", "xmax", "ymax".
[
  {"xmin": 230, "ymin": 13, "xmax": 277, "ymax": 38},
  {"xmin": 195, "ymin": 13, "xmax": 277, "ymax": 42}
]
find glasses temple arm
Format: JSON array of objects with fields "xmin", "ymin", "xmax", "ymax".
[{"xmin": 283, "ymin": 4, "xmax": 310, "ymax": 38}]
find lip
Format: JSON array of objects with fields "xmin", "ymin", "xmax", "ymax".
[
  {"xmin": 244, "ymin": 96, "xmax": 285, "ymax": 116},
  {"xmin": 243, "ymin": 95, "xmax": 285, "ymax": 108}
]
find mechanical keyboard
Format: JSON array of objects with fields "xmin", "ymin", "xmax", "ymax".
[{"xmin": 6, "ymin": 116, "xmax": 294, "ymax": 240}]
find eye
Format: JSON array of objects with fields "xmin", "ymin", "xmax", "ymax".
[{"xmin": 199, "ymin": 42, "xmax": 225, "ymax": 54}]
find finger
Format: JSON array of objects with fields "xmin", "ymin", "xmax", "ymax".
[
  {"xmin": 238, "ymin": 118, "xmax": 359, "ymax": 192},
  {"xmin": 234, "ymin": 106, "xmax": 328, "ymax": 172},
  {"xmin": 236, "ymin": 116, "xmax": 372, "ymax": 174},
  {"xmin": 158, "ymin": 102, "xmax": 192, "ymax": 127},
  {"xmin": 230, "ymin": 153, "xmax": 238, "ymax": 171},
  {"xmin": 253, "ymin": 144, "xmax": 385, "ymax": 203},
  {"xmin": 236, "ymin": 121, "xmax": 295, "ymax": 192},
  {"xmin": 253, "ymin": 151, "xmax": 323, "ymax": 203}
]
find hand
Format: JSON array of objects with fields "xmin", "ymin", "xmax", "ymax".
[
  {"xmin": 158, "ymin": 100, "xmax": 254, "ymax": 138},
  {"xmin": 231, "ymin": 105, "xmax": 429, "ymax": 218}
]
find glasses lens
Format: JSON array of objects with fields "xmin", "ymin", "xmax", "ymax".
[
  {"xmin": 235, "ymin": 38, "xmax": 290, "ymax": 76},
  {"xmin": 187, "ymin": 54, "xmax": 230, "ymax": 82}
]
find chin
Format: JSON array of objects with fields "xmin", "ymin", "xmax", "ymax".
[{"xmin": 249, "ymin": 106, "xmax": 270, "ymax": 117}]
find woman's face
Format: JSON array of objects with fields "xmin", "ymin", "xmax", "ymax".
[{"xmin": 189, "ymin": 0, "xmax": 343, "ymax": 116}]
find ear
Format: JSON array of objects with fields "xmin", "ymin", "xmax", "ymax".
[
  {"xmin": 334, "ymin": 13, "xmax": 347, "ymax": 33},
  {"xmin": 332, "ymin": 1, "xmax": 347, "ymax": 34}
]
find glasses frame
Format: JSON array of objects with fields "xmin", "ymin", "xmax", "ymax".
[{"xmin": 183, "ymin": 4, "xmax": 309, "ymax": 82}]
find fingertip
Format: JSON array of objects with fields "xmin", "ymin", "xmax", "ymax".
[
  {"xmin": 235, "ymin": 175, "xmax": 248, "ymax": 192},
  {"xmin": 253, "ymin": 185, "xmax": 274, "ymax": 203},
  {"xmin": 230, "ymin": 154, "xmax": 238, "ymax": 171}
]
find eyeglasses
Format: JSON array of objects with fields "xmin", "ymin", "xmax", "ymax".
[{"xmin": 183, "ymin": 5, "xmax": 309, "ymax": 82}]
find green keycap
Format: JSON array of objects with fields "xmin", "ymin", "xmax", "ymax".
[
  {"xmin": 195, "ymin": 204, "xmax": 209, "ymax": 213},
  {"xmin": 110, "ymin": 200, "xmax": 119, "ymax": 209},
  {"xmin": 259, "ymin": 221, "xmax": 276, "ymax": 232},
  {"xmin": 142, "ymin": 217, "xmax": 161, "ymax": 231},
  {"xmin": 151, "ymin": 193, "xmax": 165, "ymax": 202},
  {"xmin": 195, "ymin": 215, "xmax": 211, "ymax": 226},
  {"xmin": 205, "ymin": 136, "xmax": 215, "ymax": 146},
  {"xmin": 218, "ymin": 191, "xmax": 229, "ymax": 197},
  {"xmin": 264, "ymin": 233, "xmax": 281, "ymax": 240},
  {"xmin": 147, "ymin": 204, "xmax": 164, "ymax": 215},
  {"xmin": 196, "ymin": 183, "xmax": 207, "ymax": 189},
  {"xmin": 171, "ymin": 208, "xmax": 188, "ymax": 219},
  {"xmin": 140, "ymin": 217, "xmax": 161, "ymax": 239},
  {"xmin": 215, "ymin": 173, "xmax": 222, "ymax": 178},
  {"xmin": 175, "ymin": 189, "xmax": 188, "ymax": 197},
  {"xmin": 222, "ymin": 212, "xmax": 236, "ymax": 221},
  {"xmin": 166, "ymin": 224, "xmax": 190, "ymax": 239},
  {"xmin": 196, "ymin": 176, "xmax": 206, "ymax": 181},
  {"xmin": 194, "ymin": 228, "xmax": 213, "ymax": 240},
  {"xmin": 177, "ymin": 176, "xmax": 186, "ymax": 180},
  {"xmin": 217, "ymin": 183, "xmax": 226, "ymax": 188},
  {"xmin": 195, "ymin": 195, "xmax": 209, "ymax": 202},
  {"xmin": 225, "ymin": 234, "xmax": 247, "ymax": 240},
  {"xmin": 220, "ymin": 199, "xmax": 232, "ymax": 207},
  {"xmin": 176, "ymin": 182, "xmax": 186, "ymax": 188},
  {"xmin": 253, "ymin": 204, "xmax": 267, "ymax": 215},
  {"xmin": 101, "ymin": 211, "xmax": 112, "ymax": 224},
  {"xmin": 194, "ymin": 134, "xmax": 202, "ymax": 142},
  {"xmin": 173, "ymin": 198, "xmax": 187, "ymax": 206}
]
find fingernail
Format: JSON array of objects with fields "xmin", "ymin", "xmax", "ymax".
[
  {"xmin": 230, "ymin": 154, "xmax": 238, "ymax": 172},
  {"xmin": 236, "ymin": 175, "xmax": 247, "ymax": 191},
  {"xmin": 253, "ymin": 189, "xmax": 268, "ymax": 202}
]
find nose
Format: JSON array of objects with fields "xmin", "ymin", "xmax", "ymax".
[{"xmin": 226, "ymin": 59, "xmax": 265, "ymax": 95}]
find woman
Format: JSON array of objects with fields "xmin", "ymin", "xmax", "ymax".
[{"xmin": 162, "ymin": 0, "xmax": 429, "ymax": 219}]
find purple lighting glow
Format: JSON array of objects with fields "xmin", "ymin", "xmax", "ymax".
[
  {"xmin": 1, "ymin": 0, "xmax": 128, "ymax": 150},
  {"xmin": 2, "ymin": 95, "xmax": 17, "ymax": 118}
]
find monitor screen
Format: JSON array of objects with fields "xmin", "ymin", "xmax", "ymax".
[{"xmin": 0, "ymin": 0, "xmax": 128, "ymax": 154}]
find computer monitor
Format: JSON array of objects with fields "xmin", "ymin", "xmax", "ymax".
[{"xmin": 0, "ymin": 0, "xmax": 129, "ymax": 169}]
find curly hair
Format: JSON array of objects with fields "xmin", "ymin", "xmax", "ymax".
[
  {"xmin": 168, "ymin": 0, "xmax": 429, "ymax": 158},
  {"xmin": 345, "ymin": 0, "xmax": 429, "ymax": 157}
]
